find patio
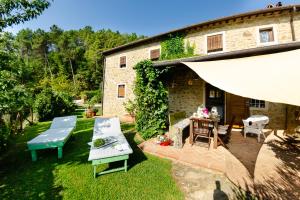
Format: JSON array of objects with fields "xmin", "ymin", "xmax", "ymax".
[{"xmin": 138, "ymin": 129, "xmax": 300, "ymax": 198}]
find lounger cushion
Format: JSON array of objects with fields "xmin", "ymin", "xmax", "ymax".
[
  {"xmin": 28, "ymin": 128, "xmax": 74, "ymax": 145},
  {"xmin": 88, "ymin": 117, "xmax": 133, "ymax": 161}
]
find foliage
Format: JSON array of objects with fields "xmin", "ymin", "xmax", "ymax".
[
  {"xmin": 93, "ymin": 138, "xmax": 105, "ymax": 147},
  {"xmin": 0, "ymin": 1, "xmax": 144, "ymax": 149},
  {"xmin": 123, "ymin": 99, "xmax": 137, "ymax": 117},
  {"xmin": 0, "ymin": 0, "xmax": 51, "ymax": 31},
  {"xmin": 134, "ymin": 60, "xmax": 169, "ymax": 139},
  {"xmin": 160, "ymin": 33, "xmax": 195, "ymax": 60},
  {"xmin": 0, "ymin": 117, "xmax": 183, "ymax": 199},
  {"xmin": 33, "ymin": 88, "xmax": 75, "ymax": 121},
  {"xmin": 0, "ymin": 122, "xmax": 10, "ymax": 152}
]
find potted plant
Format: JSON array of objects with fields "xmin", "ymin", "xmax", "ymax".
[
  {"xmin": 86, "ymin": 102, "xmax": 94, "ymax": 118},
  {"xmin": 156, "ymin": 135, "xmax": 172, "ymax": 146},
  {"xmin": 92, "ymin": 107, "xmax": 99, "ymax": 116}
]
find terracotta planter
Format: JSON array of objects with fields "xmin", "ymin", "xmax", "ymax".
[{"xmin": 86, "ymin": 109, "xmax": 94, "ymax": 118}]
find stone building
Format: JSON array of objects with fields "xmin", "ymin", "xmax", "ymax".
[{"xmin": 102, "ymin": 4, "xmax": 300, "ymax": 129}]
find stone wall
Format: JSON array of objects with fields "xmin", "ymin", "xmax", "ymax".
[
  {"xmin": 103, "ymin": 42, "xmax": 160, "ymax": 116},
  {"xmin": 250, "ymin": 103, "xmax": 287, "ymax": 129},
  {"xmin": 294, "ymin": 13, "xmax": 300, "ymax": 40},
  {"xmin": 286, "ymin": 105, "xmax": 300, "ymax": 133},
  {"xmin": 168, "ymin": 67, "xmax": 205, "ymax": 116},
  {"xmin": 103, "ymin": 11, "xmax": 300, "ymax": 122}
]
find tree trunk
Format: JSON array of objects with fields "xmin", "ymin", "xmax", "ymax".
[
  {"xmin": 69, "ymin": 58, "xmax": 76, "ymax": 86},
  {"xmin": 44, "ymin": 52, "xmax": 52, "ymax": 78},
  {"xmin": 19, "ymin": 113, "xmax": 23, "ymax": 131}
]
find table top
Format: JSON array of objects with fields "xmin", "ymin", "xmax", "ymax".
[
  {"xmin": 190, "ymin": 116, "xmax": 220, "ymax": 122},
  {"xmin": 246, "ymin": 115, "xmax": 269, "ymax": 124}
]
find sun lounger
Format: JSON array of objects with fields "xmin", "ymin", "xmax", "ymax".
[
  {"xmin": 88, "ymin": 117, "xmax": 133, "ymax": 178},
  {"xmin": 27, "ymin": 116, "xmax": 77, "ymax": 161}
]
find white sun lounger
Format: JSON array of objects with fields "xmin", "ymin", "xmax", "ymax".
[
  {"xmin": 88, "ymin": 117, "xmax": 133, "ymax": 178},
  {"xmin": 27, "ymin": 116, "xmax": 77, "ymax": 161}
]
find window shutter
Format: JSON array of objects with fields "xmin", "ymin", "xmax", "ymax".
[
  {"xmin": 120, "ymin": 56, "xmax": 126, "ymax": 68},
  {"xmin": 207, "ymin": 34, "xmax": 223, "ymax": 53},
  {"xmin": 268, "ymin": 29, "xmax": 274, "ymax": 42},
  {"xmin": 118, "ymin": 85, "xmax": 125, "ymax": 98},
  {"xmin": 150, "ymin": 49, "xmax": 160, "ymax": 60}
]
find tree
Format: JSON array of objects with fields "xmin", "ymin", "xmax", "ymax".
[{"xmin": 0, "ymin": 0, "xmax": 51, "ymax": 31}]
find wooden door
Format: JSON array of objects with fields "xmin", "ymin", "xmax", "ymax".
[
  {"xmin": 205, "ymin": 83, "xmax": 225, "ymax": 124},
  {"xmin": 226, "ymin": 93, "xmax": 249, "ymax": 125}
]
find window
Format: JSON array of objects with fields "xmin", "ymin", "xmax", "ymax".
[
  {"xmin": 259, "ymin": 28, "xmax": 274, "ymax": 43},
  {"xmin": 118, "ymin": 84, "xmax": 125, "ymax": 98},
  {"xmin": 207, "ymin": 34, "xmax": 223, "ymax": 53},
  {"xmin": 150, "ymin": 49, "xmax": 160, "ymax": 61},
  {"xmin": 119, "ymin": 56, "xmax": 126, "ymax": 68},
  {"xmin": 249, "ymin": 99, "xmax": 265, "ymax": 108}
]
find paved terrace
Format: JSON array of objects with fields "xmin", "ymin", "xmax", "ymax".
[{"xmin": 138, "ymin": 130, "xmax": 300, "ymax": 199}]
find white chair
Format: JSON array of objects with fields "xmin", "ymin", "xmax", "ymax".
[{"xmin": 243, "ymin": 115, "xmax": 269, "ymax": 142}]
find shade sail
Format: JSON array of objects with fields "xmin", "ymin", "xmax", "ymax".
[{"xmin": 182, "ymin": 49, "xmax": 300, "ymax": 106}]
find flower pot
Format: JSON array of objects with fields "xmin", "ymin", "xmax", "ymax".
[{"xmin": 160, "ymin": 140, "xmax": 171, "ymax": 146}]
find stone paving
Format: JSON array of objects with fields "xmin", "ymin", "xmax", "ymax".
[
  {"xmin": 138, "ymin": 137, "xmax": 254, "ymax": 192},
  {"xmin": 139, "ymin": 130, "xmax": 300, "ymax": 199},
  {"xmin": 172, "ymin": 162, "xmax": 237, "ymax": 200},
  {"xmin": 254, "ymin": 130, "xmax": 300, "ymax": 200}
]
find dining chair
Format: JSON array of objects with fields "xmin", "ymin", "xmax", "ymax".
[
  {"xmin": 217, "ymin": 116, "xmax": 235, "ymax": 147},
  {"xmin": 192, "ymin": 118, "xmax": 214, "ymax": 148}
]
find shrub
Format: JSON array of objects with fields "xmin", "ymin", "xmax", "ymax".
[
  {"xmin": 34, "ymin": 88, "xmax": 76, "ymax": 121},
  {"xmin": 82, "ymin": 90, "xmax": 98, "ymax": 100},
  {"xmin": 0, "ymin": 121, "xmax": 10, "ymax": 153},
  {"xmin": 134, "ymin": 60, "xmax": 169, "ymax": 139},
  {"xmin": 123, "ymin": 99, "xmax": 137, "ymax": 117},
  {"xmin": 88, "ymin": 90, "xmax": 102, "ymax": 105}
]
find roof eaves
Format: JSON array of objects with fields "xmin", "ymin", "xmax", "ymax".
[{"xmin": 103, "ymin": 4, "xmax": 300, "ymax": 56}]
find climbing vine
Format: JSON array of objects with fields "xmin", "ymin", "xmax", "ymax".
[
  {"xmin": 160, "ymin": 33, "xmax": 195, "ymax": 60},
  {"xmin": 133, "ymin": 60, "xmax": 169, "ymax": 139}
]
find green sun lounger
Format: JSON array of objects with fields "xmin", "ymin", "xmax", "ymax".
[
  {"xmin": 27, "ymin": 116, "xmax": 77, "ymax": 161},
  {"xmin": 88, "ymin": 117, "xmax": 133, "ymax": 178}
]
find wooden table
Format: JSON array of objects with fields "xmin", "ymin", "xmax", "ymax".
[{"xmin": 189, "ymin": 117, "xmax": 220, "ymax": 149}]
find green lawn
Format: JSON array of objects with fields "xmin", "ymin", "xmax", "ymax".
[{"xmin": 0, "ymin": 118, "xmax": 183, "ymax": 200}]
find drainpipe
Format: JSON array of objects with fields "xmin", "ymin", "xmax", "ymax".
[
  {"xmin": 290, "ymin": 6, "xmax": 296, "ymax": 41},
  {"xmin": 101, "ymin": 57, "xmax": 106, "ymax": 116}
]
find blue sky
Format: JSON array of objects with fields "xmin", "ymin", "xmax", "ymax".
[{"xmin": 5, "ymin": 0, "xmax": 300, "ymax": 36}]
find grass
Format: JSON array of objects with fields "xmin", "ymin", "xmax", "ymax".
[{"xmin": 0, "ymin": 117, "xmax": 183, "ymax": 200}]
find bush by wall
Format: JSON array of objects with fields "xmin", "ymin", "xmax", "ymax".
[{"xmin": 134, "ymin": 60, "xmax": 169, "ymax": 139}]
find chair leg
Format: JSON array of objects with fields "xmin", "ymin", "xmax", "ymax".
[{"xmin": 262, "ymin": 131, "xmax": 266, "ymax": 140}]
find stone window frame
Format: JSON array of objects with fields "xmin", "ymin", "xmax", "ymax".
[
  {"xmin": 119, "ymin": 55, "xmax": 127, "ymax": 69},
  {"xmin": 256, "ymin": 24, "xmax": 278, "ymax": 46},
  {"xmin": 249, "ymin": 99, "xmax": 269, "ymax": 111},
  {"xmin": 117, "ymin": 83, "xmax": 126, "ymax": 99},
  {"xmin": 148, "ymin": 47, "xmax": 161, "ymax": 61},
  {"xmin": 205, "ymin": 31, "xmax": 226, "ymax": 55}
]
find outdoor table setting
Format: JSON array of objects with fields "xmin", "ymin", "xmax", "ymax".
[{"xmin": 189, "ymin": 105, "xmax": 221, "ymax": 149}]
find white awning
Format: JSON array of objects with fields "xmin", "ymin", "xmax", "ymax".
[{"xmin": 182, "ymin": 49, "xmax": 300, "ymax": 106}]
